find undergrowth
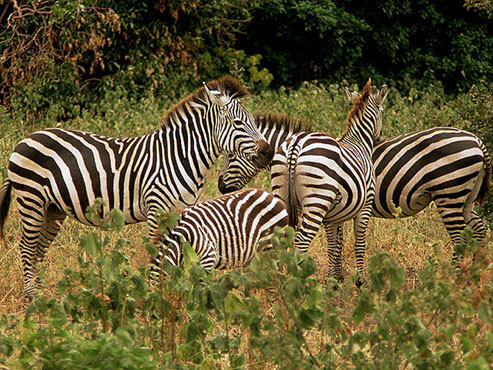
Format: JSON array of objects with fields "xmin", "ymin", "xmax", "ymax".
[{"xmin": 0, "ymin": 207, "xmax": 491, "ymax": 369}]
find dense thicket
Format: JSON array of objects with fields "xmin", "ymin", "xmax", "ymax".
[
  {"xmin": 239, "ymin": 0, "xmax": 492, "ymax": 90},
  {"xmin": 0, "ymin": 0, "xmax": 491, "ymax": 120}
]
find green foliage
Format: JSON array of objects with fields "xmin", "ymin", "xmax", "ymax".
[
  {"xmin": 0, "ymin": 0, "xmax": 266, "ymax": 121},
  {"xmin": 239, "ymin": 0, "xmax": 492, "ymax": 91},
  {"xmin": 0, "ymin": 203, "xmax": 491, "ymax": 368},
  {"xmin": 2, "ymin": 0, "xmax": 491, "ymax": 124}
]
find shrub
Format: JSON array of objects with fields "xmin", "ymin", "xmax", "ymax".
[{"xmin": 0, "ymin": 203, "xmax": 490, "ymax": 368}]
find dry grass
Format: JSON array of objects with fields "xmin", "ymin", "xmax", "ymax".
[{"xmin": 1, "ymin": 176, "xmax": 489, "ymax": 317}]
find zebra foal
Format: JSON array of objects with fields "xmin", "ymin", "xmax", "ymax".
[
  {"xmin": 0, "ymin": 76, "xmax": 272, "ymax": 299},
  {"xmin": 271, "ymin": 79, "xmax": 388, "ymax": 284},
  {"xmin": 149, "ymin": 188, "xmax": 288, "ymax": 278}
]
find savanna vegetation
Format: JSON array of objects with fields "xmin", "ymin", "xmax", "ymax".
[{"xmin": 0, "ymin": 0, "xmax": 492, "ymax": 368}]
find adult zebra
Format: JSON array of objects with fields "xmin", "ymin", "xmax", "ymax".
[
  {"xmin": 271, "ymin": 79, "xmax": 388, "ymax": 284},
  {"xmin": 0, "ymin": 76, "xmax": 273, "ymax": 299},
  {"xmin": 218, "ymin": 109, "xmax": 491, "ymax": 282},
  {"xmin": 150, "ymin": 188, "xmax": 288, "ymax": 279}
]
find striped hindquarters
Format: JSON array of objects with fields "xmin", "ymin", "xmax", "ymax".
[{"xmin": 372, "ymin": 127, "xmax": 489, "ymax": 218}]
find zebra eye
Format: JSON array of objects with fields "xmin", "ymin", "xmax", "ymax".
[{"xmin": 233, "ymin": 119, "xmax": 243, "ymax": 126}]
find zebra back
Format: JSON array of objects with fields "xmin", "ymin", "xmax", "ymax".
[{"xmin": 153, "ymin": 188, "xmax": 288, "ymax": 274}]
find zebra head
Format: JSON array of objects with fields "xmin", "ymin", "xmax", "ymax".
[
  {"xmin": 218, "ymin": 112, "xmax": 310, "ymax": 195},
  {"xmin": 203, "ymin": 78, "xmax": 273, "ymax": 168},
  {"xmin": 344, "ymin": 80, "xmax": 388, "ymax": 143},
  {"xmin": 218, "ymin": 152, "xmax": 260, "ymax": 194}
]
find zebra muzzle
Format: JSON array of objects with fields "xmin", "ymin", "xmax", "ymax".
[
  {"xmin": 253, "ymin": 140, "xmax": 274, "ymax": 168},
  {"xmin": 218, "ymin": 175, "xmax": 240, "ymax": 194}
]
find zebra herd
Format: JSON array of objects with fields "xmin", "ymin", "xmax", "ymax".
[{"xmin": 0, "ymin": 77, "xmax": 490, "ymax": 299}]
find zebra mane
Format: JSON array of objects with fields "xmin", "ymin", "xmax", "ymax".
[
  {"xmin": 345, "ymin": 78, "xmax": 372, "ymax": 125},
  {"xmin": 160, "ymin": 76, "xmax": 248, "ymax": 128},
  {"xmin": 255, "ymin": 112, "xmax": 312, "ymax": 133}
]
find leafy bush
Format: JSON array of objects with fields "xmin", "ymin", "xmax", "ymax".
[
  {"xmin": 448, "ymin": 83, "xmax": 493, "ymax": 225},
  {"xmin": 0, "ymin": 204, "xmax": 491, "ymax": 368},
  {"xmin": 1, "ymin": 0, "xmax": 491, "ymax": 124},
  {"xmin": 0, "ymin": 0, "xmax": 267, "ymax": 121},
  {"xmin": 238, "ymin": 0, "xmax": 493, "ymax": 91}
]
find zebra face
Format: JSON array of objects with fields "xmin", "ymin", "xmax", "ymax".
[
  {"xmin": 218, "ymin": 152, "xmax": 260, "ymax": 194},
  {"xmin": 216, "ymin": 102, "xmax": 273, "ymax": 168},
  {"xmin": 204, "ymin": 85, "xmax": 273, "ymax": 168}
]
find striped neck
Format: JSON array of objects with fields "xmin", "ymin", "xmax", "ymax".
[
  {"xmin": 340, "ymin": 116, "xmax": 375, "ymax": 157},
  {"xmin": 157, "ymin": 100, "xmax": 222, "ymax": 172}
]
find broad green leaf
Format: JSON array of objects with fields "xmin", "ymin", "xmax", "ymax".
[{"xmin": 81, "ymin": 232, "xmax": 100, "ymax": 256}]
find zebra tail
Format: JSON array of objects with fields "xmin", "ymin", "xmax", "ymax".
[
  {"xmin": 477, "ymin": 141, "xmax": 491, "ymax": 204},
  {"xmin": 287, "ymin": 139, "xmax": 300, "ymax": 228},
  {"xmin": 0, "ymin": 179, "xmax": 12, "ymax": 246}
]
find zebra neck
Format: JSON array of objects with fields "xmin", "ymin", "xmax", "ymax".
[
  {"xmin": 261, "ymin": 125, "xmax": 301, "ymax": 153},
  {"xmin": 340, "ymin": 120, "xmax": 374, "ymax": 157},
  {"xmin": 156, "ymin": 117, "xmax": 222, "ymax": 194}
]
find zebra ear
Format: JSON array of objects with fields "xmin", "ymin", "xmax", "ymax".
[
  {"xmin": 345, "ymin": 87, "xmax": 360, "ymax": 103},
  {"xmin": 203, "ymin": 82, "xmax": 229, "ymax": 107},
  {"xmin": 377, "ymin": 85, "xmax": 388, "ymax": 105}
]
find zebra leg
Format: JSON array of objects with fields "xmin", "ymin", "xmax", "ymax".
[
  {"xmin": 353, "ymin": 208, "xmax": 373, "ymax": 287},
  {"xmin": 149, "ymin": 240, "xmax": 181, "ymax": 283},
  {"xmin": 146, "ymin": 207, "xmax": 167, "ymax": 245},
  {"xmin": 463, "ymin": 206, "xmax": 488, "ymax": 246},
  {"xmin": 435, "ymin": 202, "xmax": 467, "ymax": 264},
  {"xmin": 323, "ymin": 221, "xmax": 344, "ymax": 282},
  {"xmin": 17, "ymin": 199, "xmax": 46, "ymax": 299},
  {"xmin": 294, "ymin": 207, "xmax": 327, "ymax": 254},
  {"xmin": 23, "ymin": 205, "xmax": 66, "ymax": 299}
]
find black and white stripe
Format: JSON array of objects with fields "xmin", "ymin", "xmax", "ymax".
[
  {"xmin": 218, "ymin": 118, "xmax": 491, "ymax": 276},
  {"xmin": 271, "ymin": 80, "xmax": 388, "ymax": 284},
  {"xmin": 150, "ymin": 188, "xmax": 288, "ymax": 278},
  {"xmin": 0, "ymin": 76, "xmax": 272, "ymax": 299},
  {"xmin": 218, "ymin": 113, "xmax": 309, "ymax": 194},
  {"xmin": 371, "ymin": 127, "xmax": 491, "ymax": 245}
]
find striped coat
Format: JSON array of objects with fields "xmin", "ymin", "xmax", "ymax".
[
  {"xmin": 150, "ymin": 188, "xmax": 288, "ymax": 278},
  {"xmin": 0, "ymin": 76, "xmax": 272, "ymax": 298},
  {"xmin": 217, "ymin": 121, "xmax": 491, "ymax": 273},
  {"xmin": 271, "ymin": 80, "xmax": 388, "ymax": 283}
]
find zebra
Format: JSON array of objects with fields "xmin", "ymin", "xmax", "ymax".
[
  {"xmin": 0, "ymin": 76, "xmax": 273, "ymax": 299},
  {"xmin": 218, "ymin": 112, "xmax": 311, "ymax": 194},
  {"xmin": 218, "ymin": 110, "xmax": 491, "ymax": 282},
  {"xmin": 271, "ymin": 79, "xmax": 388, "ymax": 284},
  {"xmin": 149, "ymin": 188, "xmax": 288, "ymax": 279}
]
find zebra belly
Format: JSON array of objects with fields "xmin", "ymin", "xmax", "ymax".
[{"xmin": 371, "ymin": 190, "xmax": 431, "ymax": 219}]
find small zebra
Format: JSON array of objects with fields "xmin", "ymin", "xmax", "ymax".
[
  {"xmin": 271, "ymin": 79, "xmax": 388, "ymax": 283},
  {"xmin": 0, "ymin": 76, "xmax": 273, "ymax": 299},
  {"xmin": 149, "ymin": 188, "xmax": 288, "ymax": 278}
]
